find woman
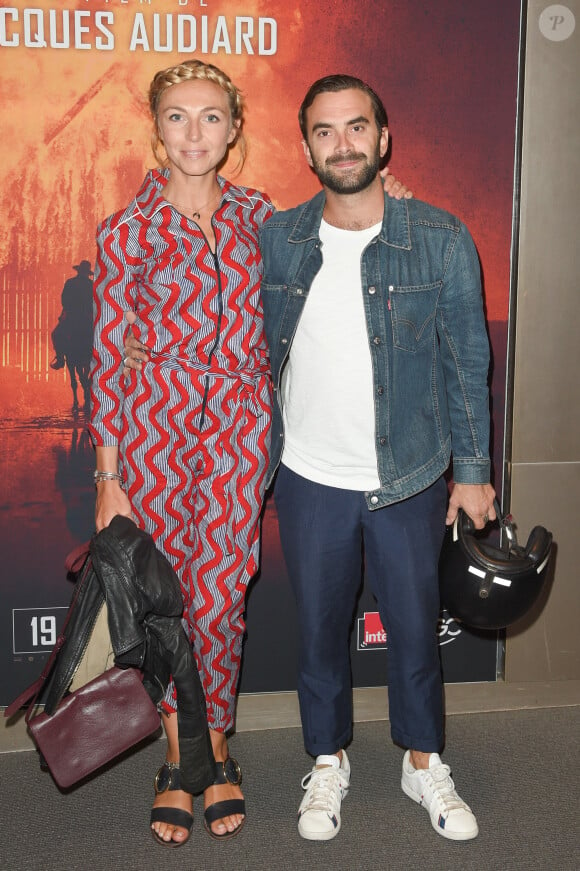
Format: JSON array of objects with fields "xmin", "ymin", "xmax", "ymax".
[{"xmin": 89, "ymin": 59, "xmax": 273, "ymax": 846}]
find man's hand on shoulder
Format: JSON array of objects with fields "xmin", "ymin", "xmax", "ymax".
[
  {"xmin": 381, "ymin": 166, "xmax": 413, "ymax": 200},
  {"xmin": 446, "ymin": 482, "xmax": 496, "ymax": 530}
]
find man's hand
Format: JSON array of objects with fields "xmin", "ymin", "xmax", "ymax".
[
  {"xmin": 381, "ymin": 166, "xmax": 413, "ymax": 200},
  {"xmin": 446, "ymin": 482, "xmax": 496, "ymax": 530},
  {"xmin": 123, "ymin": 310, "xmax": 149, "ymax": 375}
]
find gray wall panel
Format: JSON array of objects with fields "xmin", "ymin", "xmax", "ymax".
[
  {"xmin": 505, "ymin": 1, "xmax": 580, "ymax": 680},
  {"xmin": 506, "ymin": 462, "xmax": 580, "ymax": 681}
]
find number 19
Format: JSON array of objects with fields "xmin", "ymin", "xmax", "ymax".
[{"xmin": 30, "ymin": 615, "xmax": 57, "ymax": 647}]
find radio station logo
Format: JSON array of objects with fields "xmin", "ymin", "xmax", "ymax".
[
  {"xmin": 356, "ymin": 609, "xmax": 463, "ymax": 651},
  {"xmin": 357, "ymin": 611, "xmax": 387, "ymax": 650}
]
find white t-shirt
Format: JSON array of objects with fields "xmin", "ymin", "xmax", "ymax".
[{"xmin": 281, "ymin": 219, "xmax": 381, "ymax": 490}]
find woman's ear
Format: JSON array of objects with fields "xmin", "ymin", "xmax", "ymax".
[{"xmin": 228, "ymin": 119, "xmax": 241, "ymax": 145}]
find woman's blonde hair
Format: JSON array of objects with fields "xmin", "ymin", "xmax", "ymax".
[{"xmin": 148, "ymin": 59, "xmax": 246, "ymax": 172}]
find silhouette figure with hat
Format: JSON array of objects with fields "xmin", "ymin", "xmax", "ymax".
[{"xmin": 50, "ymin": 260, "xmax": 94, "ymax": 410}]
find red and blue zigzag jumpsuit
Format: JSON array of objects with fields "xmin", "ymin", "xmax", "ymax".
[{"xmin": 89, "ymin": 170, "xmax": 273, "ymax": 732}]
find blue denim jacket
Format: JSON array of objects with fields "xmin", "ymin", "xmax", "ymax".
[{"xmin": 259, "ymin": 190, "xmax": 491, "ymax": 509}]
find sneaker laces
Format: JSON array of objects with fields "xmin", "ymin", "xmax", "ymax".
[
  {"xmin": 425, "ymin": 761, "xmax": 471, "ymax": 814},
  {"xmin": 300, "ymin": 767, "xmax": 345, "ymax": 813}
]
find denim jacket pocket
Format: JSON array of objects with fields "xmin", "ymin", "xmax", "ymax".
[{"xmin": 389, "ymin": 282, "xmax": 440, "ymax": 352}]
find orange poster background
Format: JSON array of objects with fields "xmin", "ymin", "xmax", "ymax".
[
  {"xmin": 0, "ymin": 0, "xmax": 520, "ymax": 698},
  {"xmin": 1, "ymin": 0, "xmax": 518, "ymax": 415}
]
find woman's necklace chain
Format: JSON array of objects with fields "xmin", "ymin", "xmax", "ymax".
[{"xmin": 167, "ymin": 188, "xmax": 222, "ymax": 220}]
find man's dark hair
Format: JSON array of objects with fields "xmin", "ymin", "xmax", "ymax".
[{"xmin": 298, "ymin": 74, "xmax": 388, "ymax": 139}]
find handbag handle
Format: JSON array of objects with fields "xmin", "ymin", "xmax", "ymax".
[
  {"xmin": 65, "ymin": 540, "xmax": 90, "ymax": 573},
  {"xmin": 4, "ymin": 545, "xmax": 91, "ymax": 722}
]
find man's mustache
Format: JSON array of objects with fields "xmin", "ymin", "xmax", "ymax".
[{"xmin": 325, "ymin": 152, "xmax": 367, "ymax": 166}]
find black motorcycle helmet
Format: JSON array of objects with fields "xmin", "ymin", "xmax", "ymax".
[{"xmin": 439, "ymin": 501, "xmax": 553, "ymax": 630}]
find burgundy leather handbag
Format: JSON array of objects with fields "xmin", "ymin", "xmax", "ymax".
[
  {"xmin": 24, "ymin": 665, "xmax": 160, "ymax": 789},
  {"xmin": 4, "ymin": 545, "xmax": 160, "ymax": 789}
]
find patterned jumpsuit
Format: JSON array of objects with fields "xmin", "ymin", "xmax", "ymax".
[{"xmin": 89, "ymin": 169, "xmax": 273, "ymax": 732}]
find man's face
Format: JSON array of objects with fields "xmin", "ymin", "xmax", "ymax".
[{"xmin": 302, "ymin": 88, "xmax": 389, "ymax": 195}]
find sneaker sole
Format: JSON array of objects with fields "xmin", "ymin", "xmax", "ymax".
[{"xmin": 401, "ymin": 779, "xmax": 479, "ymax": 842}]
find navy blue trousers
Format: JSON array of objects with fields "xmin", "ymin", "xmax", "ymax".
[{"xmin": 274, "ymin": 464, "xmax": 447, "ymax": 756}]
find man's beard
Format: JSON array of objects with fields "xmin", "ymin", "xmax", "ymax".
[{"xmin": 312, "ymin": 147, "xmax": 381, "ymax": 194}]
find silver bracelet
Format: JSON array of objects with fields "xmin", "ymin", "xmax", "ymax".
[{"xmin": 93, "ymin": 470, "xmax": 123, "ymax": 486}]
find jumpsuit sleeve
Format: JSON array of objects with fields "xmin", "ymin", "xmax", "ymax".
[
  {"xmin": 251, "ymin": 190, "xmax": 275, "ymax": 230},
  {"xmin": 88, "ymin": 217, "xmax": 139, "ymax": 447}
]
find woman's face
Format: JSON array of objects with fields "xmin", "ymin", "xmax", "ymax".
[{"xmin": 156, "ymin": 79, "xmax": 238, "ymax": 181}]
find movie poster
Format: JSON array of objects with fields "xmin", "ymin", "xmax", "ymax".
[{"xmin": 0, "ymin": 0, "xmax": 521, "ymax": 702}]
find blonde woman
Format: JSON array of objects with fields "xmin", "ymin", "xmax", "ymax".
[{"xmin": 90, "ymin": 60, "xmax": 272, "ymax": 846}]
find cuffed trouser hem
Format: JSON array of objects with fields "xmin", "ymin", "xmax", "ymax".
[
  {"xmin": 304, "ymin": 724, "xmax": 353, "ymax": 759},
  {"xmin": 390, "ymin": 727, "xmax": 444, "ymax": 754}
]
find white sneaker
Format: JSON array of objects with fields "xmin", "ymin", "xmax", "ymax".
[
  {"xmin": 297, "ymin": 750, "xmax": 351, "ymax": 841},
  {"xmin": 401, "ymin": 750, "xmax": 479, "ymax": 841}
]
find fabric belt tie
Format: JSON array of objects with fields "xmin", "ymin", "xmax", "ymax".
[{"xmin": 151, "ymin": 355, "xmax": 269, "ymax": 555}]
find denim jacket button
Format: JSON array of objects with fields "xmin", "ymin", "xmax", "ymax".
[
  {"xmin": 281, "ymin": 337, "xmax": 288, "ymax": 344},
  {"xmin": 373, "ymin": 336, "xmax": 381, "ymax": 345},
  {"xmin": 370, "ymin": 495, "xmax": 379, "ymax": 505},
  {"xmin": 368, "ymin": 285, "xmax": 376, "ymax": 295}
]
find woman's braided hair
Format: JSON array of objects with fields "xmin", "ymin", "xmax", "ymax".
[{"xmin": 148, "ymin": 59, "xmax": 246, "ymax": 171}]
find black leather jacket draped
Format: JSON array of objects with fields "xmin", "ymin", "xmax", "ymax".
[{"xmin": 43, "ymin": 515, "xmax": 214, "ymax": 794}]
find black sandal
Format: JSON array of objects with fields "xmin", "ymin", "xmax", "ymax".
[
  {"xmin": 203, "ymin": 757, "xmax": 246, "ymax": 841},
  {"xmin": 150, "ymin": 762, "xmax": 193, "ymax": 848}
]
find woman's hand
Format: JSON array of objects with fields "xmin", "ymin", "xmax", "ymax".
[
  {"xmin": 381, "ymin": 166, "xmax": 413, "ymax": 199},
  {"xmin": 95, "ymin": 480, "xmax": 133, "ymax": 532}
]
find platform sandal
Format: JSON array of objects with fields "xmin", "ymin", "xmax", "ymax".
[
  {"xmin": 203, "ymin": 757, "xmax": 246, "ymax": 841},
  {"xmin": 150, "ymin": 762, "xmax": 193, "ymax": 848}
]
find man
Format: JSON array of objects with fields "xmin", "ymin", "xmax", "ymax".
[
  {"xmin": 258, "ymin": 75, "xmax": 495, "ymax": 843},
  {"xmin": 123, "ymin": 74, "xmax": 495, "ymax": 843}
]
